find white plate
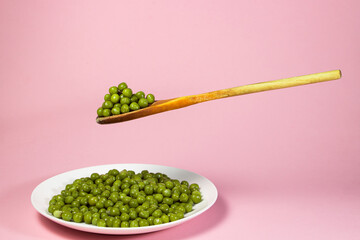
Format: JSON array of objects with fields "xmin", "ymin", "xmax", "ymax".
[{"xmin": 31, "ymin": 164, "xmax": 218, "ymax": 235}]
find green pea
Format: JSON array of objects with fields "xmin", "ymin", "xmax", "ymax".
[
  {"xmin": 118, "ymin": 82, "xmax": 128, "ymax": 91},
  {"xmin": 120, "ymin": 97, "xmax": 131, "ymax": 105},
  {"xmin": 153, "ymin": 218, "xmax": 162, "ymax": 225},
  {"xmin": 97, "ymin": 107, "xmax": 104, "ymax": 117},
  {"xmin": 129, "ymin": 210, "xmax": 137, "ymax": 220},
  {"xmin": 113, "ymin": 218, "xmax": 121, "ymax": 227},
  {"xmin": 138, "ymin": 98, "xmax": 149, "ymax": 108},
  {"xmin": 121, "ymin": 221, "xmax": 129, "ymax": 227},
  {"xmin": 106, "ymin": 217, "xmax": 114, "ymax": 227},
  {"xmin": 109, "ymin": 169, "xmax": 120, "ymax": 176},
  {"xmin": 144, "ymin": 185, "xmax": 153, "ymax": 195},
  {"xmin": 92, "ymin": 216, "xmax": 100, "ymax": 225},
  {"xmin": 109, "ymin": 86, "xmax": 118, "ymax": 94},
  {"xmin": 159, "ymin": 204, "xmax": 170, "ymax": 214},
  {"xmin": 176, "ymin": 205, "xmax": 186, "ymax": 214},
  {"xmin": 180, "ymin": 186, "xmax": 191, "ymax": 194},
  {"xmin": 173, "ymin": 180, "xmax": 181, "ymax": 187},
  {"xmin": 123, "ymin": 196, "xmax": 131, "ymax": 203},
  {"xmin": 113, "ymin": 179, "xmax": 121, "ymax": 187},
  {"xmin": 48, "ymin": 205, "xmax": 56, "ymax": 214},
  {"xmin": 122, "ymin": 88, "xmax": 133, "ymax": 98},
  {"xmin": 100, "ymin": 212, "xmax": 108, "ymax": 219},
  {"xmin": 161, "ymin": 214, "xmax": 169, "ymax": 223},
  {"xmin": 121, "ymin": 104, "xmax": 130, "ymax": 113},
  {"xmin": 129, "ymin": 102, "xmax": 140, "ymax": 111},
  {"xmin": 104, "ymin": 94, "xmax": 111, "ymax": 101},
  {"xmin": 163, "ymin": 189, "xmax": 172, "ymax": 197},
  {"xmin": 192, "ymin": 190, "xmax": 201, "ymax": 196},
  {"xmin": 91, "ymin": 188, "xmax": 101, "ymax": 196},
  {"xmin": 84, "ymin": 212, "xmax": 92, "ymax": 224},
  {"xmin": 185, "ymin": 203, "xmax": 193, "ymax": 213},
  {"xmin": 165, "ymin": 181, "xmax": 174, "ymax": 189},
  {"xmin": 142, "ymin": 201, "xmax": 150, "ymax": 210},
  {"xmin": 181, "ymin": 181, "xmax": 189, "ymax": 187},
  {"xmin": 191, "ymin": 194, "xmax": 202, "ymax": 204},
  {"xmin": 130, "ymin": 220, "xmax": 139, "ymax": 227},
  {"xmin": 163, "ymin": 197, "xmax": 173, "ymax": 205},
  {"xmin": 138, "ymin": 181, "xmax": 145, "ymax": 190},
  {"xmin": 120, "ymin": 212, "xmax": 130, "ymax": 221},
  {"xmin": 110, "ymin": 93, "xmax": 120, "ymax": 103},
  {"xmin": 109, "ymin": 193, "xmax": 119, "ymax": 202},
  {"xmin": 146, "ymin": 94, "xmax": 155, "ymax": 104},
  {"xmin": 71, "ymin": 207, "xmax": 80, "ymax": 213},
  {"xmin": 98, "ymin": 208, "xmax": 106, "ymax": 214},
  {"xmin": 90, "ymin": 173, "xmax": 99, "ymax": 181},
  {"xmin": 147, "ymin": 216, "xmax": 155, "ymax": 225},
  {"xmin": 73, "ymin": 212, "xmax": 83, "ymax": 223},
  {"xmin": 154, "ymin": 194, "xmax": 163, "ymax": 203},
  {"xmin": 104, "ymin": 199, "xmax": 114, "ymax": 208},
  {"xmin": 112, "ymin": 103, "xmax": 121, "ymax": 109},
  {"xmin": 130, "ymin": 95, "xmax": 138, "ymax": 103},
  {"xmin": 64, "ymin": 196, "xmax": 74, "ymax": 204},
  {"xmin": 137, "ymin": 195, "xmax": 146, "ymax": 204},
  {"xmin": 169, "ymin": 213, "xmax": 178, "ymax": 222},
  {"xmin": 120, "ymin": 205, "xmax": 129, "ymax": 214},
  {"xmin": 97, "ymin": 219, "xmax": 107, "ymax": 227},
  {"xmin": 53, "ymin": 210, "xmax": 62, "ymax": 218},
  {"xmin": 139, "ymin": 219, "xmax": 149, "ymax": 227},
  {"xmin": 139, "ymin": 210, "xmax": 150, "ymax": 219},
  {"xmin": 102, "ymin": 101, "xmax": 113, "ymax": 109},
  {"xmin": 180, "ymin": 193, "xmax": 189, "ymax": 203},
  {"xmin": 102, "ymin": 109, "xmax": 111, "ymax": 117},
  {"xmin": 80, "ymin": 205, "xmax": 88, "ymax": 213},
  {"xmin": 176, "ymin": 212, "xmax": 184, "ymax": 219},
  {"xmin": 88, "ymin": 196, "xmax": 98, "ymax": 206},
  {"xmin": 109, "ymin": 207, "xmax": 120, "ymax": 216},
  {"xmin": 152, "ymin": 209, "xmax": 162, "ymax": 218},
  {"xmin": 189, "ymin": 183, "xmax": 200, "ymax": 192},
  {"xmin": 61, "ymin": 211, "xmax": 72, "ymax": 221},
  {"xmin": 61, "ymin": 205, "xmax": 70, "ymax": 211},
  {"xmin": 172, "ymin": 192, "xmax": 180, "ymax": 202},
  {"xmin": 135, "ymin": 91, "xmax": 145, "ymax": 99},
  {"xmin": 129, "ymin": 199, "xmax": 138, "ymax": 208},
  {"xmin": 111, "ymin": 107, "xmax": 120, "ymax": 115}
]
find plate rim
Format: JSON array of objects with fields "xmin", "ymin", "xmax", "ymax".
[{"xmin": 31, "ymin": 163, "xmax": 218, "ymax": 235}]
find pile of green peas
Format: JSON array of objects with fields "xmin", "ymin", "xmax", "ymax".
[
  {"xmin": 97, "ymin": 82, "xmax": 155, "ymax": 117},
  {"xmin": 48, "ymin": 169, "xmax": 202, "ymax": 228}
]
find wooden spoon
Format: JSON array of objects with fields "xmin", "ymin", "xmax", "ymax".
[{"xmin": 96, "ymin": 70, "xmax": 341, "ymax": 124}]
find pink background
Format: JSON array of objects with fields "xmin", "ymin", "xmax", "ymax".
[{"xmin": 0, "ymin": 0, "xmax": 359, "ymax": 239}]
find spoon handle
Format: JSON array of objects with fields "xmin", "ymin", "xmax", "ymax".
[{"xmin": 188, "ymin": 69, "xmax": 341, "ymax": 104}]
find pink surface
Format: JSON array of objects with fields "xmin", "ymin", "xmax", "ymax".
[{"xmin": 0, "ymin": 0, "xmax": 359, "ymax": 239}]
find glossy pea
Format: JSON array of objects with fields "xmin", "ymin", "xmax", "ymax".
[
  {"xmin": 138, "ymin": 98, "xmax": 148, "ymax": 108},
  {"xmin": 110, "ymin": 93, "xmax": 120, "ymax": 103},
  {"xmin": 97, "ymin": 107, "xmax": 104, "ymax": 117},
  {"xmin": 146, "ymin": 94, "xmax": 155, "ymax": 104},
  {"xmin": 121, "ymin": 104, "xmax": 130, "ymax": 113},
  {"xmin": 118, "ymin": 82, "xmax": 128, "ymax": 91},
  {"xmin": 135, "ymin": 91, "xmax": 145, "ymax": 99},
  {"xmin": 109, "ymin": 86, "xmax": 118, "ymax": 94},
  {"xmin": 122, "ymin": 88, "xmax": 133, "ymax": 98}
]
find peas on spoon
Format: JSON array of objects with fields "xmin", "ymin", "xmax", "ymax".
[{"xmin": 96, "ymin": 70, "xmax": 341, "ymax": 124}]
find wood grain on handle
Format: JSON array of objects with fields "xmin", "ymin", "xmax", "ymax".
[
  {"xmin": 190, "ymin": 69, "xmax": 342, "ymax": 103},
  {"xmin": 168, "ymin": 69, "xmax": 341, "ymax": 107}
]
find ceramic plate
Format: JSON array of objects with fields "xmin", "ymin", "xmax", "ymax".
[{"xmin": 31, "ymin": 163, "xmax": 217, "ymax": 235}]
